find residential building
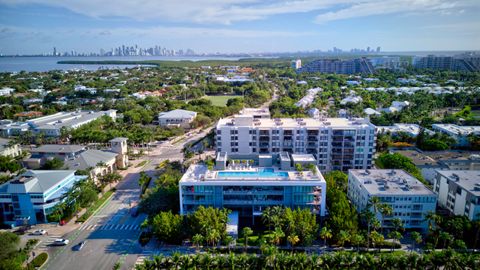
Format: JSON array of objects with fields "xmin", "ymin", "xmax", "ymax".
[
  {"xmin": 0, "ymin": 121, "xmax": 29, "ymax": 137},
  {"xmin": 348, "ymin": 169, "xmax": 437, "ymax": 230},
  {"xmin": 0, "ymin": 138, "xmax": 21, "ymax": 157},
  {"xmin": 433, "ymin": 170, "xmax": 480, "ymax": 221},
  {"xmin": 179, "ymin": 153, "xmax": 326, "ymax": 220},
  {"xmin": 23, "ymin": 138, "xmax": 128, "ymax": 183},
  {"xmin": 0, "ymin": 87, "xmax": 14, "ymax": 96},
  {"xmin": 0, "ymin": 170, "xmax": 87, "ymax": 226},
  {"xmin": 291, "ymin": 59, "xmax": 302, "ymax": 70},
  {"xmin": 27, "ymin": 110, "xmax": 117, "ymax": 137},
  {"xmin": 391, "ymin": 149, "xmax": 480, "ymax": 184},
  {"xmin": 239, "ymin": 108, "xmax": 271, "ymax": 119},
  {"xmin": 413, "ymin": 55, "xmax": 480, "ymax": 72},
  {"xmin": 297, "ymin": 58, "xmax": 374, "ymax": 74},
  {"xmin": 215, "ymin": 115, "xmax": 376, "ymax": 172},
  {"xmin": 376, "ymin": 123, "xmax": 426, "ymax": 137},
  {"xmin": 158, "ymin": 109, "xmax": 197, "ymax": 128},
  {"xmin": 382, "ymin": 101, "xmax": 410, "ymax": 114},
  {"xmin": 432, "ymin": 124, "xmax": 480, "ymax": 147},
  {"xmin": 295, "ymin": 87, "xmax": 321, "ymax": 108}
]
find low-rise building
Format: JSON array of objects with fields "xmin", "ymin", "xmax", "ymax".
[
  {"xmin": 179, "ymin": 153, "xmax": 326, "ymax": 220},
  {"xmin": 432, "ymin": 124, "xmax": 480, "ymax": 147},
  {"xmin": 348, "ymin": 169, "xmax": 437, "ymax": 231},
  {"xmin": 391, "ymin": 149, "xmax": 480, "ymax": 184},
  {"xmin": 0, "ymin": 170, "xmax": 87, "ymax": 226},
  {"xmin": 0, "ymin": 138, "xmax": 21, "ymax": 157},
  {"xmin": 158, "ymin": 109, "xmax": 197, "ymax": 128},
  {"xmin": 433, "ymin": 170, "xmax": 480, "ymax": 221},
  {"xmin": 239, "ymin": 108, "xmax": 271, "ymax": 119},
  {"xmin": 0, "ymin": 120, "xmax": 29, "ymax": 137},
  {"xmin": 27, "ymin": 110, "xmax": 117, "ymax": 137},
  {"xmin": 0, "ymin": 87, "xmax": 14, "ymax": 96},
  {"xmin": 377, "ymin": 123, "xmax": 424, "ymax": 137},
  {"xmin": 23, "ymin": 138, "xmax": 128, "ymax": 183}
]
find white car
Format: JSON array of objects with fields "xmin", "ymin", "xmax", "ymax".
[
  {"xmin": 52, "ymin": 239, "xmax": 69, "ymax": 246},
  {"xmin": 31, "ymin": 229, "xmax": 47, "ymax": 235}
]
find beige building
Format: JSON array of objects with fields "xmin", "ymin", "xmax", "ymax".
[{"xmin": 0, "ymin": 138, "xmax": 21, "ymax": 157}]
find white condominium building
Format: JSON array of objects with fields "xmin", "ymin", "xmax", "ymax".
[
  {"xmin": 432, "ymin": 124, "xmax": 480, "ymax": 147},
  {"xmin": 348, "ymin": 169, "xmax": 437, "ymax": 231},
  {"xmin": 215, "ymin": 115, "xmax": 376, "ymax": 172},
  {"xmin": 433, "ymin": 170, "xmax": 480, "ymax": 221}
]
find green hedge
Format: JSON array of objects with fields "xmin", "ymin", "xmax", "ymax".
[
  {"xmin": 28, "ymin": 252, "xmax": 48, "ymax": 269},
  {"xmin": 77, "ymin": 190, "xmax": 114, "ymax": 223}
]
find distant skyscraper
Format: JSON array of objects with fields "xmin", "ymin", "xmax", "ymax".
[
  {"xmin": 367, "ymin": 46, "xmax": 371, "ymax": 53},
  {"xmin": 53, "ymin": 47, "xmax": 57, "ymax": 56},
  {"xmin": 297, "ymin": 58, "xmax": 374, "ymax": 74},
  {"xmin": 376, "ymin": 47, "xmax": 381, "ymax": 53}
]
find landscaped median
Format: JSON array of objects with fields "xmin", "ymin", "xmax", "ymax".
[
  {"xmin": 77, "ymin": 190, "xmax": 114, "ymax": 223},
  {"xmin": 26, "ymin": 252, "xmax": 48, "ymax": 270},
  {"xmin": 135, "ymin": 160, "xmax": 149, "ymax": 168}
]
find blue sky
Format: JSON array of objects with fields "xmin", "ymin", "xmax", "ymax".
[{"xmin": 0, "ymin": 0, "xmax": 479, "ymax": 55}]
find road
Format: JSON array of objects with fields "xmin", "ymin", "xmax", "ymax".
[{"xmin": 42, "ymin": 87, "xmax": 278, "ymax": 270}]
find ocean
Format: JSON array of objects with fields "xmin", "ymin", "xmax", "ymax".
[{"xmin": 0, "ymin": 56, "xmax": 242, "ymax": 72}]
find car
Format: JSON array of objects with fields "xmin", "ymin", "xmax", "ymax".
[
  {"xmin": 52, "ymin": 239, "xmax": 69, "ymax": 246},
  {"xmin": 72, "ymin": 241, "xmax": 86, "ymax": 251},
  {"xmin": 31, "ymin": 229, "xmax": 47, "ymax": 235}
]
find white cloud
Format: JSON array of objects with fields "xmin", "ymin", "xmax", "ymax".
[
  {"xmin": 314, "ymin": 0, "xmax": 478, "ymax": 24},
  {"xmin": 0, "ymin": 0, "xmax": 478, "ymax": 24}
]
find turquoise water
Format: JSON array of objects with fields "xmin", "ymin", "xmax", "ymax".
[{"xmin": 218, "ymin": 168, "xmax": 288, "ymax": 178}]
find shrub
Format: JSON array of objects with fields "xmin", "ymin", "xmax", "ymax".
[{"xmin": 29, "ymin": 252, "xmax": 48, "ymax": 268}]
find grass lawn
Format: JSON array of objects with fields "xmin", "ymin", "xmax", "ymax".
[
  {"xmin": 203, "ymin": 95, "xmax": 239, "ymax": 106},
  {"xmin": 472, "ymin": 110, "xmax": 480, "ymax": 119}
]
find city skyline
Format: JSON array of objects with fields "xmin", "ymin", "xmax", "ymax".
[{"xmin": 0, "ymin": 0, "xmax": 480, "ymax": 55}]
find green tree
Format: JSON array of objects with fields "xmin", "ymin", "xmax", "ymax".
[
  {"xmin": 370, "ymin": 231, "xmax": 384, "ymax": 251},
  {"xmin": 388, "ymin": 231, "xmax": 402, "ymax": 251},
  {"xmin": 287, "ymin": 234, "xmax": 299, "ymax": 251},
  {"xmin": 41, "ymin": 157, "xmax": 64, "ymax": 170},
  {"xmin": 410, "ymin": 232, "xmax": 422, "ymax": 252},
  {"xmin": 192, "ymin": 234, "xmax": 203, "ymax": 250},
  {"xmin": 319, "ymin": 227, "xmax": 332, "ymax": 247},
  {"xmin": 338, "ymin": 230, "xmax": 350, "ymax": 249},
  {"xmin": 150, "ymin": 211, "xmax": 184, "ymax": 244},
  {"xmin": 242, "ymin": 227, "xmax": 253, "ymax": 251}
]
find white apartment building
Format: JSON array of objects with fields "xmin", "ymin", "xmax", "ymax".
[
  {"xmin": 432, "ymin": 124, "xmax": 480, "ymax": 147},
  {"xmin": 215, "ymin": 115, "xmax": 376, "ymax": 172},
  {"xmin": 433, "ymin": 170, "xmax": 480, "ymax": 221},
  {"xmin": 348, "ymin": 169, "xmax": 437, "ymax": 231},
  {"xmin": 158, "ymin": 109, "xmax": 197, "ymax": 128},
  {"xmin": 27, "ymin": 110, "xmax": 117, "ymax": 137}
]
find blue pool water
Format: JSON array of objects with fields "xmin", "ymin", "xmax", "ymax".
[{"xmin": 218, "ymin": 168, "xmax": 288, "ymax": 178}]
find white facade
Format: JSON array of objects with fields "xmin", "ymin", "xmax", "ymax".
[
  {"xmin": 432, "ymin": 124, "xmax": 480, "ymax": 147},
  {"xmin": 295, "ymin": 87, "xmax": 321, "ymax": 108},
  {"xmin": 433, "ymin": 170, "xmax": 480, "ymax": 221},
  {"xmin": 27, "ymin": 110, "xmax": 116, "ymax": 137},
  {"xmin": 0, "ymin": 138, "xmax": 21, "ymax": 157},
  {"xmin": 0, "ymin": 87, "xmax": 14, "ymax": 96},
  {"xmin": 376, "ymin": 123, "xmax": 424, "ymax": 137},
  {"xmin": 348, "ymin": 169, "xmax": 437, "ymax": 231},
  {"xmin": 216, "ymin": 115, "xmax": 376, "ymax": 172},
  {"xmin": 158, "ymin": 109, "xmax": 197, "ymax": 128}
]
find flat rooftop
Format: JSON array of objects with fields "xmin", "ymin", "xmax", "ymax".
[
  {"xmin": 217, "ymin": 116, "xmax": 373, "ymax": 129},
  {"xmin": 436, "ymin": 170, "xmax": 480, "ymax": 196},
  {"xmin": 350, "ymin": 169, "xmax": 435, "ymax": 196},
  {"xmin": 180, "ymin": 164, "xmax": 325, "ymax": 185},
  {"xmin": 27, "ymin": 110, "xmax": 116, "ymax": 130},
  {"xmin": 432, "ymin": 124, "xmax": 480, "ymax": 135},
  {"xmin": 390, "ymin": 149, "xmax": 439, "ymax": 166}
]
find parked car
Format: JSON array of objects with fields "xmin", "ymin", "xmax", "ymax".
[
  {"xmin": 73, "ymin": 241, "xmax": 86, "ymax": 251},
  {"xmin": 52, "ymin": 239, "xmax": 69, "ymax": 246},
  {"xmin": 31, "ymin": 229, "xmax": 47, "ymax": 235}
]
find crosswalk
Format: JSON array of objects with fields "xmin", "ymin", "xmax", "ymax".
[
  {"xmin": 38, "ymin": 235, "xmax": 62, "ymax": 251},
  {"xmin": 78, "ymin": 223, "xmax": 141, "ymax": 231}
]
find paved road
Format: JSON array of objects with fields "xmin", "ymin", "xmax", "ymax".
[
  {"xmin": 43, "ymin": 89, "xmax": 278, "ymax": 269},
  {"xmin": 44, "ymin": 170, "xmax": 146, "ymax": 270}
]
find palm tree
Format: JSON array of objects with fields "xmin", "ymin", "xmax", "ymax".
[
  {"xmin": 206, "ymin": 229, "xmax": 220, "ymax": 247},
  {"xmin": 379, "ymin": 203, "xmax": 393, "ymax": 233},
  {"xmin": 287, "ymin": 235, "xmax": 299, "ymax": 251},
  {"xmin": 425, "ymin": 211, "xmax": 441, "ymax": 234},
  {"xmin": 410, "ymin": 232, "xmax": 422, "ymax": 252},
  {"xmin": 319, "ymin": 227, "xmax": 332, "ymax": 248},
  {"xmin": 439, "ymin": 231, "xmax": 453, "ymax": 249},
  {"xmin": 338, "ymin": 230, "xmax": 350, "ymax": 249},
  {"xmin": 192, "ymin": 234, "xmax": 203, "ymax": 250},
  {"xmin": 388, "ymin": 231, "xmax": 402, "ymax": 251},
  {"xmin": 271, "ymin": 227, "xmax": 284, "ymax": 246},
  {"xmin": 361, "ymin": 209, "xmax": 375, "ymax": 248},
  {"xmin": 350, "ymin": 234, "xmax": 364, "ymax": 251},
  {"xmin": 370, "ymin": 231, "xmax": 384, "ymax": 252},
  {"xmin": 242, "ymin": 227, "xmax": 253, "ymax": 251}
]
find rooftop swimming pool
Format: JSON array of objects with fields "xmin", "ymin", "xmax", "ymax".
[{"xmin": 218, "ymin": 168, "xmax": 288, "ymax": 178}]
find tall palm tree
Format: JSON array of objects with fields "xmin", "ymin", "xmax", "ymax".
[
  {"xmin": 319, "ymin": 227, "xmax": 332, "ymax": 248},
  {"xmin": 351, "ymin": 234, "xmax": 364, "ymax": 251},
  {"xmin": 410, "ymin": 232, "xmax": 422, "ymax": 252},
  {"xmin": 242, "ymin": 227, "xmax": 253, "ymax": 251},
  {"xmin": 379, "ymin": 203, "xmax": 393, "ymax": 233},
  {"xmin": 388, "ymin": 231, "xmax": 402, "ymax": 251},
  {"xmin": 271, "ymin": 227, "xmax": 285, "ymax": 246}
]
